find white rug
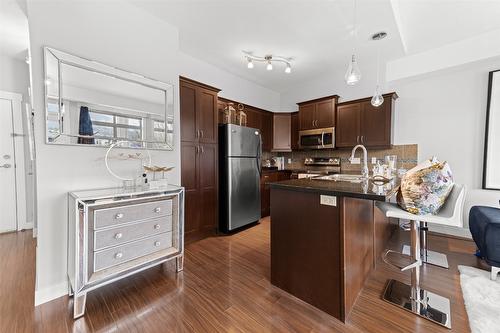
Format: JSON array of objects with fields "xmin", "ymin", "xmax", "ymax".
[{"xmin": 458, "ymin": 265, "xmax": 500, "ymax": 333}]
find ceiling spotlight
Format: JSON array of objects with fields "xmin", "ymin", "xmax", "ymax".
[
  {"xmin": 44, "ymin": 79, "xmax": 51, "ymax": 86},
  {"xmin": 247, "ymin": 57, "xmax": 254, "ymax": 69},
  {"xmin": 242, "ymin": 52, "xmax": 292, "ymax": 74},
  {"xmin": 285, "ymin": 63, "xmax": 291, "ymax": 74}
]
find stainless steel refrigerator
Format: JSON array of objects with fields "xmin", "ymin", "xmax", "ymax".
[{"xmin": 219, "ymin": 124, "xmax": 261, "ymax": 232}]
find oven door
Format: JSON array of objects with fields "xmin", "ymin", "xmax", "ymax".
[{"xmin": 299, "ymin": 127, "xmax": 335, "ymax": 149}]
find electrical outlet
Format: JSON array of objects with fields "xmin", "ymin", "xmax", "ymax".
[
  {"xmin": 288, "ymin": 158, "xmax": 292, "ymax": 164},
  {"xmin": 351, "ymin": 157, "xmax": 361, "ymax": 164},
  {"xmin": 320, "ymin": 195, "xmax": 337, "ymax": 206},
  {"xmin": 372, "ymin": 157, "xmax": 377, "ymax": 164}
]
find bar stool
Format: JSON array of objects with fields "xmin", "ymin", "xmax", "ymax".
[{"xmin": 376, "ymin": 184, "xmax": 466, "ymax": 329}]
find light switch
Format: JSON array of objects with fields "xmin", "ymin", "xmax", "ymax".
[
  {"xmin": 288, "ymin": 158, "xmax": 292, "ymax": 164},
  {"xmin": 372, "ymin": 157, "xmax": 377, "ymax": 164},
  {"xmin": 320, "ymin": 195, "xmax": 337, "ymax": 206}
]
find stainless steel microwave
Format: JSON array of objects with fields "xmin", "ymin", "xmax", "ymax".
[{"xmin": 299, "ymin": 127, "xmax": 335, "ymax": 149}]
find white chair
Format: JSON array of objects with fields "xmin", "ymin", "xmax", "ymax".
[{"xmin": 375, "ymin": 184, "xmax": 466, "ymax": 329}]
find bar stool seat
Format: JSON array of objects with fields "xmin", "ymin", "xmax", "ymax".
[
  {"xmin": 375, "ymin": 184, "xmax": 466, "ymax": 330},
  {"xmin": 379, "ymin": 184, "xmax": 466, "ymax": 269}
]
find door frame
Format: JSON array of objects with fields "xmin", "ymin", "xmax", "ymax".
[{"xmin": 0, "ymin": 90, "xmax": 29, "ymax": 231}]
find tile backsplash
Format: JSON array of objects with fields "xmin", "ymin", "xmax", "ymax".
[{"xmin": 262, "ymin": 144, "xmax": 418, "ymax": 173}]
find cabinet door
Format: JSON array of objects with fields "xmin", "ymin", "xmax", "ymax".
[
  {"xmin": 198, "ymin": 144, "xmax": 218, "ymax": 232},
  {"xmin": 180, "ymin": 82, "xmax": 198, "ymax": 142},
  {"xmin": 360, "ymin": 101, "xmax": 392, "ymax": 147},
  {"xmin": 181, "ymin": 142, "xmax": 199, "ymax": 238},
  {"xmin": 261, "ymin": 112, "xmax": 273, "ymax": 151},
  {"xmin": 299, "ymin": 103, "xmax": 316, "ymax": 130},
  {"xmin": 246, "ymin": 107, "xmax": 261, "ymax": 130},
  {"xmin": 315, "ymin": 99, "xmax": 335, "ymax": 128},
  {"xmin": 261, "ymin": 172, "xmax": 279, "ymax": 217},
  {"xmin": 198, "ymin": 88, "xmax": 218, "ymax": 144},
  {"xmin": 336, "ymin": 103, "xmax": 360, "ymax": 148},
  {"xmin": 291, "ymin": 112, "xmax": 300, "ymax": 150},
  {"xmin": 273, "ymin": 114, "xmax": 291, "ymax": 151}
]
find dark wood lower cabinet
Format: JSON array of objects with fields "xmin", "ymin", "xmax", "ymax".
[
  {"xmin": 181, "ymin": 142, "xmax": 218, "ymax": 243},
  {"xmin": 270, "ymin": 189, "xmax": 395, "ymax": 322},
  {"xmin": 260, "ymin": 171, "xmax": 291, "ymax": 217}
]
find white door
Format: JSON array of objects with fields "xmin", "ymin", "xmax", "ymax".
[{"xmin": 0, "ymin": 98, "xmax": 18, "ymax": 232}]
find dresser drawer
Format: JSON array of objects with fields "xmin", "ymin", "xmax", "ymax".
[
  {"xmin": 93, "ymin": 232, "xmax": 172, "ymax": 272},
  {"xmin": 94, "ymin": 216, "xmax": 173, "ymax": 251},
  {"xmin": 94, "ymin": 199, "xmax": 172, "ymax": 229}
]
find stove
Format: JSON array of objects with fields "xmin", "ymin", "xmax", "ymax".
[{"xmin": 292, "ymin": 157, "xmax": 341, "ymax": 179}]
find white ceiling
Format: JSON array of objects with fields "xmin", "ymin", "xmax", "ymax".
[
  {"xmin": 0, "ymin": 0, "xmax": 29, "ymax": 59},
  {"xmin": 132, "ymin": 0, "xmax": 500, "ymax": 93},
  {"xmin": 133, "ymin": 0, "xmax": 406, "ymax": 92}
]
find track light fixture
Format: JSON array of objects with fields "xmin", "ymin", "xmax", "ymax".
[{"xmin": 243, "ymin": 51, "xmax": 293, "ymax": 74}]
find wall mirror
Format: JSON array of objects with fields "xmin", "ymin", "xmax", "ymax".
[
  {"xmin": 44, "ymin": 47, "xmax": 174, "ymax": 150},
  {"xmin": 483, "ymin": 69, "xmax": 500, "ymax": 190}
]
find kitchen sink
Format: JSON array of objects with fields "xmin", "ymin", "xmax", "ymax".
[{"xmin": 312, "ymin": 174, "xmax": 368, "ymax": 182}]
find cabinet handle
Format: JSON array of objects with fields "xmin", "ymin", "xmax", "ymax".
[
  {"xmin": 154, "ymin": 224, "xmax": 161, "ymax": 230},
  {"xmin": 154, "ymin": 207, "xmax": 161, "ymax": 213},
  {"xmin": 200, "ymin": 130, "xmax": 204, "ymax": 138},
  {"xmin": 115, "ymin": 213, "xmax": 124, "ymax": 219},
  {"xmin": 195, "ymin": 146, "xmax": 199, "ymax": 154},
  {"xmin": 361, "ymin": 135, "xmax": 364, "ymax": 143},
  {"xmin": 114, "ymin": 252, "xmax": 123, "ymax": 259},
  {"xmin": 154, "ymin": 241, "xmax": 161, "ymax": 247},
  {"xmin": 114, "ymin": 233, "xmax": 123, "ymax": 239},
  {"xmin": 201, "ymin": 146, "xmax": 204, "ymax": 154}
]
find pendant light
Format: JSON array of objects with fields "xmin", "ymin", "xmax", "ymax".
[
  {"xmin": 344, "ymin": 0, "xmax": 361, "ymax": 85},
  {"xmin": 371, "ymin": 32, "xmax": 387, "ymax": 107}
]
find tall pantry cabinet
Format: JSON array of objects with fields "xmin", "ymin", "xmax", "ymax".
[{"xmin": 180, "ymin": 77, "xmax": 220, "ymax": 243}]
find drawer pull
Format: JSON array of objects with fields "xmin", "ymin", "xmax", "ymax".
[
  {"xmin": 114, "ymin": 233, "xmax": 123, "ymax": 239},
  {"xmin": 154, "ymin": 207, "xmax": 161, "ymax": 213},
  {"xmin": 154, "ymin": 224, "xmax": 161, "ymax": 230},
  {"xmin": 154, "ymin": 241, "xmax": 161, "ymax": 247},
  {"xmin": 114, "ymin": 252, "xmax": 123, "ymax": 259},
  {"xmin": 115, "ymin": 213, "xmax": 124, "ymax": 219}
]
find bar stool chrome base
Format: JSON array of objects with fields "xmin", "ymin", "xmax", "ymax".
[
  {"xmin": 383, "ymin": 279, "xmax": 451, "ymax": 329},
  {"xmin": 402, "ymin": 245, "xmax": 449, "ymax": 269}
]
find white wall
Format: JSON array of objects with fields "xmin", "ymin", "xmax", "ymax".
[
  {"xmin": 280, "ymin": 58, "xmax": 500, "ymax": 237},
  {"xmin": 27, "ymin": 0, "xmax": 280, "ymax": 305}
]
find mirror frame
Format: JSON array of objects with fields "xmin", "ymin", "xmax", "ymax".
[
  {"xmin": 43, "ymin": 47, "xmax": 174, "ymax": 150},
  {"xmin": 483, "ymin": 69, "xmax": 500, "ymax": 190}
]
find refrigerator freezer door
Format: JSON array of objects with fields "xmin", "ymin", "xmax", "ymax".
[
  {"xmin": 227, "ymin": 157, "xmax": 261, "ymax": 230},
  {"xmin": 225, "ymin": 124, "xmax": 261, "ymax": 157}
]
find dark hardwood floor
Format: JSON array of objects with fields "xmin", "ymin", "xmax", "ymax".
[{"xmin": 1, "ymin": 218, "xmax": 481, "ymax": 333}]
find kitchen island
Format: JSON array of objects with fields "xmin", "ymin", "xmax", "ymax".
[{"xmin": 269, "ymin": 177, "xmax": 399, "ymax": 322}]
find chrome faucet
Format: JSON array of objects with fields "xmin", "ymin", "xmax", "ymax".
[{"xmin": 350, "ymin": 144, "xmax": 369, "ymax": 179}]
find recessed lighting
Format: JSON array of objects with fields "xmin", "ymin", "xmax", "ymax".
[{"xmin": 285, "ymin": 63, "xmax": 291, "ymax": 74}]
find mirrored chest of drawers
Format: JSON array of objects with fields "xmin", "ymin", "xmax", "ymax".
[{"xmin": 68, "ymin": 185, "xmax": 184, "ymax": 318}]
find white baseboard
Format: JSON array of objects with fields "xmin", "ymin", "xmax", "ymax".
[{"xmin": 35, "ymin": 281, "xmax": 68, "ymax": 306}]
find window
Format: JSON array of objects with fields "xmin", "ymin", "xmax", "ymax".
[{"xmin": 88, "ymin": 109, "xmax": 143, "ymax": 143}]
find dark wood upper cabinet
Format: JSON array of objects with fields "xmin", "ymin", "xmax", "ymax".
[
  {"xmin": 291, "ymin": 112, "xmax": 299, "ymax": 150},
  {"xmin": 260, "ymin": 112, "xmax": 273, "ymax": 152},
  {"xmin": 197, "ymin": 87, "xmax": 218, "ymax": 144},
  {"xmin": 273, "ymin": 113, "xmax": 291, "ymax": 152},
  {"xmin": 298, "ymin": 103, "xmax": 315, "ymax": 130},
  {"xmin": 180, "ymin": 81, "xmax": 197, "ymax": 142},
  {"xmin": 298, "ymin": 95, "xmax": 338, "ymax": 130},
  {"xmin": 180, "ymin": 77, "xmax": 220, "ymax": 244},
  {"xmin": 336, "ymin": 92, "xmax": 397, "ymax": 148},
  {"xmin": 336, "ymin": 103, "xmax": 361, "ymax": 148},
  {"xmin": 360, "ymin": 100, "xmax": 392, "ymax": 147},
  {"xmin": 316, "ymin": 99, "xmax": 336, "ymax": 128}
]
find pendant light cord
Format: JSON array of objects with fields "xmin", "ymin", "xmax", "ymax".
[
  {"xmin": 376, "ymin": 43, "xmax": 380, "ymax": 86},
  {"xmin": 352, "ymin": 0, "xmax": 357, "ymax": 53}
]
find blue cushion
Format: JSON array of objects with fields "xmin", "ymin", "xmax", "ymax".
[{"xmin": 469, "ymin": 206, "xmax": 500, "ymax": 267}]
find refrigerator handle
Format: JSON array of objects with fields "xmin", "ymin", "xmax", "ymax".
[{"xmin": 256, "ymin": 133, "xmax": 262, "ymax": 176}]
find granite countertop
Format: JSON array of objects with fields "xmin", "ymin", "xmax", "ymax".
[{"xmin": 269, "ymin": 176, "xmax": 400, "ymax": 201}]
